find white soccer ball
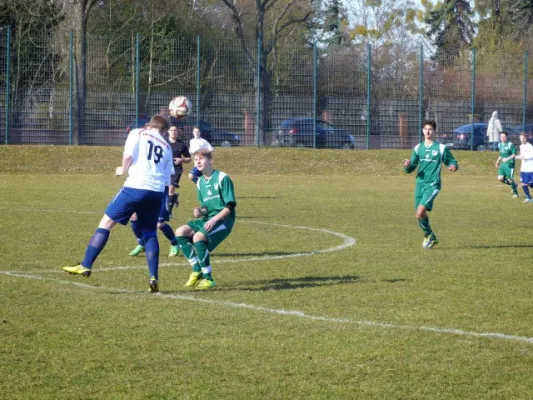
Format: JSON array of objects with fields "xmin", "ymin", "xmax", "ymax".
[{"xmin": 169, "ymin": 96, "xmax": 192, "ymax": 118}]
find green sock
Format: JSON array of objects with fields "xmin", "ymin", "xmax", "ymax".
[
  {"xmin": 177, "ymin": 236, "xmax": 201, "ymax": 272},
  {"xmin": 194, "ymin": 241, "xmax": 213, "ymax": 280},
  {"xmin": 418, "ymin": 218, "xmax": 432, "ymax": 236}
]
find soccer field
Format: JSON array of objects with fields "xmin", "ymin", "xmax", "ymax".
[{"xmin": 1, "ymin": 146, "xmax": 532, "ymax": 399}]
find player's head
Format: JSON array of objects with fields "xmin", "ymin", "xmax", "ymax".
[
  {"xmin": 423, "ymin": 119, "xmax": 437, "ymax": 130},
  {"xmin": 168, "ymin": 125, "xmax": 178, "ymax": 141},
  {"xmin": 520, "ymin": 132, "xmax": 529, "ymax": 144},
  {"xmin": 192, "ymin": 126, "xmax": 202, "ymax": 139},
  {"xmin": 500, "ymin": 131, "xmax": 508, "ymax": 142},
  {"xmin": 150, "ymin": 115, "xmax": 170, "ymax": 134},
  {"xmin": 194, "ymin": 149, "xmax": 213, "ymax": 173},
  {"xmin": 422, "ymin": 119, "xmax": 436, "ymax": 139}
]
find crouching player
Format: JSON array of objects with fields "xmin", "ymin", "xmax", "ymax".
[{"xmin": 175, "ymin": 149, "xmax": 236, "ymax": 289}]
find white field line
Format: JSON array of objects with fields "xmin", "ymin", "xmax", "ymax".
[
  {"xmin": 2, "ymin": 270, "xmax": 533, "ymax": 345},
  {"xmin": 10, "ymin": 220, "xmax": 356, "ymax": 275}
]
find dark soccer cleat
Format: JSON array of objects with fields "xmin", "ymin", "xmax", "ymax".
[{"xmin": 149, "ymin": 277, "xmax": 159, "ymax": 293}]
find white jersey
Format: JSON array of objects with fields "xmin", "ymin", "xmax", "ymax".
[
  {"xmin": 123, "ymin": 128, "xmax": 175, "ymax": 192},
  {"xmin": 189, "ymin": 137, "xmax": 214, "ymax": 154},
  {"xmin": 519, "ymin": 142, "xmax": 533, "ymax": 173}
]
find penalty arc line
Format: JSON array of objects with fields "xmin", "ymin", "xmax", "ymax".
[
  {"xmin": 14, "ymin": 220, "xmax": 357, "ymax": 275},
  {"xmin": 2, "ymin": 270, "xmax": 533, "ymax": 345}
]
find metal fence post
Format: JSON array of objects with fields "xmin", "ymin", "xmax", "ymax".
[
  {"xmin": 69, "ymin": 31, "xmax": 73, "ymax": 145},
  {"xmin": 135, "ymin": 33, "xmax": 140, "ymax": 128},
  {"xmin": 523, "ymin": 50, "xmax": 528, "ymax": 132},
  {"xmin": 196, "ymin": 35, "xmax": 201, "ymax": 125},
  {"xmin": 4, "ymin": 26, "xmax": 10, "ymax": 145},
  {"xmin": 470, "ymin": 48, "xmax": 476, "ymax": 151},
  {"xmin": 313, "ymin": 42, "xmax": 317, "ymax": 149},
  {"xmin": 419, "ymin": 44, "xmax": 424, "ymax": 143},
  {"xmin": 255, "ymin": 36, "xmax": 261, "ymax": 147},
  {"xmin": 366, "ymin": 43, "xmax": 371, "ymax": 150}
]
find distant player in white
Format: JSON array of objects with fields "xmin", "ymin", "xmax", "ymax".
[
  {"xmin": 189, "ymin": 126, "xmax": 214, "ymax": 183},
  {"xmin": 504, "ymin": 132, "xmax": 533, "ymax": 203},
  {"xmin": 63, "ymin": 115, "xmax": 174, "ymax": 293}
]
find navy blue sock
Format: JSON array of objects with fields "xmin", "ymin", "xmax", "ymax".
[
  {"xmin": 143, "ymin": 231, "xmax": 160, "ymax": 280},
  {"xmin": 81, "ymin": 228, "xmax": 110, "ymax": 268},
  {"xmin": 131, "ymin": 220, "xmax": 145, "ymax": 246},
  {"xmin": 523, "ymin": 186, "xmax": 531, "ymax": 199},
  {"xmin": 159, "ymin": 223, "xmax": 178, "ymax": 246}
]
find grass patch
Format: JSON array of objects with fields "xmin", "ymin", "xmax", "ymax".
[{"xmin": 1, "ymin": 146, "xmax": 533, "ymax": 399}]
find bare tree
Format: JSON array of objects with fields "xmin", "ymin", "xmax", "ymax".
[
  {"xmin": 217, "ymin": 0, "xmax": 316, "ymax": 142},
  {"xmin": 56, "ymin": 0, "xmax": 99, "ymax": 144}
]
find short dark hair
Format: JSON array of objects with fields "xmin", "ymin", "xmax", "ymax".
[
  {"xmin": 423, "ymin": 119, "xmax": 437, "ymax": 130},
  {"xmin": 500, "ymin": 131, "xmax": 508, "ymax": 136}
]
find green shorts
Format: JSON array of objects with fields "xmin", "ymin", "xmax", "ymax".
[
  {"xmin": 415, "ymin": 183, "xmax": 440, "ymax": 211},
  {"xmin": 187, "ymin": 217, "xmax": 235, "ymax": 251},
  {"xmin": 498, "ymin": 164, "xmax": 515, "ymax": 179}
]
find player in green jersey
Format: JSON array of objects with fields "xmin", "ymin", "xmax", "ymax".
[
  {"xmin": 403, "ymin": 119, "xmax": 458, "ymax": 249},
  {"xmin": 495, "ymin": 131, "xmax": 519, "ymax": 198},
  {"xmin": 175, "ymin": 149, "xmax": 237, "ymax": 289}
]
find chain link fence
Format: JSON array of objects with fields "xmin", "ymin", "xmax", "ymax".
[{"xmin": 1, "ymin": 27, "xmax": 533, "ymax": 149}]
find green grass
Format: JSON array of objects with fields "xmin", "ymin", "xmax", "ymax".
[{"xmin": 1, "ymin": 146, "xmax": 533, "ymax": 399}]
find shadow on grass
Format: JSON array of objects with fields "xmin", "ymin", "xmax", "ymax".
[
  {"xmin": 212, "ymin": 251, "xmax": 313, "ymax": 257},
  {"xmin": 382, "ymin": 278, "xmax": 408, "ymax": 283},
  {"xmin": 238, "ymin": 196, "xmax": 280, "ymax": 200},
  {"xmin": 223, "ymin": 274, "xmax": 363, "ymax": 291},
  {"xmin": 234, "ymin": 216, "xmax": 277, "ymax": 219},
  {"xmin": 461, "ymin": 244, "xmax": 533, "ymax": 249}
]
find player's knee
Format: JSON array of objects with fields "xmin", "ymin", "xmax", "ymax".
[
  {"xmin": 175, "ymin": 225, "xmax": 190, "ymax": 237},
  {"xmin": 193, "ymin": 232, "xmax": 207, "ymax": 243},
  {"xmin": 142, "ymin": 230, "xmax": 157, "ymax": 240},
  {"xmin": 157, "ymin": 222, "xmax": 166, "ymax": 230},
  {"xmin": 497, "ymin": 176, "xmax": 504, "ymax": 182}
]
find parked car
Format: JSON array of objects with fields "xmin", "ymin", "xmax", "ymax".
[
  {"xmin": 126, "ymin": 116, "xmax": 240, "ymax": 147},
  {"xmin": 271, "ymin": 118, "xmax": 355, "ymax": 149},
  {"xmin": 447, "ymin": 123, "xmax": 521, "ymax": 151}
]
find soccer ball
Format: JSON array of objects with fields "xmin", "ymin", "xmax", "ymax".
[{"xmin": 169, "ymin": 96, "xmax": 192, "ymax": 118}]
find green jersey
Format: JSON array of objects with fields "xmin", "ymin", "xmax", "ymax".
[
  {"xmin": 197, "ymin": 169, "xmax": 236, "ymax": 220},
  {"xmin": 498, "ymin": 141, "xmax": 517, "ymax": 167},
  {"xmin": 404, "ymin": 141, "xmax": 458, "ymax": 188}
]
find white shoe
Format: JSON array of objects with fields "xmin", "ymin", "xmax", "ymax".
[
  {"xmin": 513, "ymin": 194, "xmax": 519, "ymax": 198},
  {"xmin": 523, "ymin": 198, "xmax": 532, "ymax": 203}
]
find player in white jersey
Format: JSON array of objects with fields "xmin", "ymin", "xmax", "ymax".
[
  {"xmin": 63, "ymin": 115, "xmax": 174, "ymax": 292},
  {"xmin": 504, "ymin": 132, "xmax": 533, "ymax": 203},
  {"xmin": 188, "ymin": 126, "xmax": 214, "ymax": 183}
]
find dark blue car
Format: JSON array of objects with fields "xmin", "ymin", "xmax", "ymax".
[
  {"xmin": 271, "ymin": 118, "xmax": 355, "ymax": 149},
  {"xmin": 127, "ymin": 116, "xmax": 240, "ymax": 147},
  {"xmin": 451, "ymin": 123, "xmax": 520, "ymax": 151}
]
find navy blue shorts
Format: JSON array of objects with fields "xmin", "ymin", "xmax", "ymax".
[
  {"xmin": 105, "ymin": 187, "xmax": 164, "ymax": 230},
  {"xmin": 158, "ymin": 187, "xmax": 170, "ymax": 223},
  {"xmin": 520, "ymin": 172, "xmax": 533, "ymax": 185}
]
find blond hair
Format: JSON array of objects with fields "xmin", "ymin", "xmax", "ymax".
[{"xmin": 194, "ymin": 148, "xmax": 213, "ymax": 159}]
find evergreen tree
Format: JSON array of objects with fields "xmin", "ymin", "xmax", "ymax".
[
  {"xmin": 425, "ymin": 0, "xmax": 474, "ymax": 64},
  {"xmin": 507, "ymin": 0, "xmax": 533, "ymax": 38}
]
